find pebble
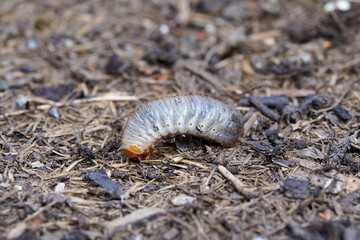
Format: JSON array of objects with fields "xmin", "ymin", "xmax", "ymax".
[
  {"xmin": 134, "ymin": 235, "xmax": 143, "ymax": 240},
  {"xmin": 124, "ymin": 43, "xmax": 133, "ymax": 52},
  {"xmin": 31, "ymin": 161, "xmax": 45, "ymax": 168},
  {"xmin": 171, "ymin": 194, "xmax": 196, "ymax": 206},
  {"xmin": 336, "ymin": 0, "xmax": 351, "ymax": 11},
  {"xmin": 163, "ymin": 228, "xmax": 180, "ymax": 240},
  {"xmin": 300, "ymin": 53, "xmax": 312, "ymax": 63},
  {"xmin": 63, "ymin": 38, "xmax": 74, "ymax": 48},
  {"xmin": 324, "ymin": 2, "xmax": 336, "ymax": 12},
  {"xmin": 222, "ymin": 2, "xmax": 249, "ymax": 21},
  {"xmin": 324, "ymin": 179, "xmax": 344, "ymax": 194},
  {"xmin": 259, "ymin": 0, "xmax": 282, "ymax": 14},
  {"xmin": 0, "ymin": 78, "xmax": 9, "ymax": 91},
  {"xmin": 324, "ymin": 0, "xmax": 350, "ymax": 12},
  {"xmin": 16, "ymin": 96, "xmax": 30, "ymax": 107},
  {"xmin": 48, "ymin": 106, "xmax": 61, "ymax": 119},
  {"xmin": 205, "ymin": 23, "xmax": 216, "ymax": 34},
  {"xmin": 27, "ymin": 38, "xmax": 39, "ymax": 51},
  {"xmin": 55, "ymin": 182, "xmax": 65, "ymax": 192},
  {"xmin": 159, "ymin": 24, "xmax": 170, "ymax": 35},
  {"xmin": 252, "ymin": 237, "xmax": 268, "ymax": 240},
  {"xmin": 20, "ymin": 64, "xmax": 37, "ymax": 73}
]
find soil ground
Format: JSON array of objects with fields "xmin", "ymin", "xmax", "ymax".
[{"xmin": 1, "ymin": 0, "xmax": 360, "ymax": 239}]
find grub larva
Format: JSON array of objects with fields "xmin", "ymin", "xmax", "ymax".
[{"xmin": 122, "ymin": 95, "xmax": 242, "ymax": 158}]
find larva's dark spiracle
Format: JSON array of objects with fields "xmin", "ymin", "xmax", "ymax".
[{"xmin": 122, "ymin": 95, "xmax": 242, "ymax": 158}]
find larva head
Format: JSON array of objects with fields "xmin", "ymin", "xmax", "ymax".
[
  {"xmin": 218, "ymin": 110, "xmax": 243, "ymax": 143},
  {"xmin": 124, "ymin": 144, "xmax": 144, "ymax": 158}
]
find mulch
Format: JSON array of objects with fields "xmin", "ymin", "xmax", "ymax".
[{"xmin": 1, "ymin": 0, "xmax": 360, "ymax": 239}]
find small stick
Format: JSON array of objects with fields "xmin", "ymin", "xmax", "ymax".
[
  {"xmin": 103, "ymin": 208, "xmax": 165, "ymax": 233},
  {"xmin": 248, "ymin": 96, "xmax": 281, "ymax": 122},
  {"xmin": 218, "ymin": 166, "xmax": 256, "ymax": 200},
  {"xmin": 0, "ymin": 189, "xmax": 19, "ymax": 202},
  {"xmin": 239, "ymin": 95, "xmax": 289, "ymax": 108}
]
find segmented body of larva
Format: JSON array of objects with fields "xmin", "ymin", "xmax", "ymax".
[{"xmin": 122, "ymin": 95, "xmax": 242, "ymax": 158}]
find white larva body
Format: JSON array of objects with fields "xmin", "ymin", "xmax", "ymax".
[{"xmin": 122, "ymin": 95, "xmax": 242, "ymax": 157}]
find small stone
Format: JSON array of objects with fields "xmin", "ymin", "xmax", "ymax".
[
  {"xmin": 48, "ymin": 106, "xmax": 61, "ymax": 119},
  {"xmin": 336, "ymin": 0, "xmax": 351, "ymax": 11},
  {"xmin": 171, "ymin": 194, "xmax": 196, "ymax": 206},
  {"xmin": 16, "ymin": 96, "xmax": 30, "ymax": 107},
  {"xmin": 259, "ymin": 0, "xmax": 281, "ymax": 14},
  {"xmin": 163, "ymin": 228, "xmax": 180, "ymax": 240},
  {"xmin": 0, "ymin": 78, "xmax": 9, "ymax": 91},
  {"xmin": 63, "ymin": 38, "xmax": 74, "ymax": 48},
  {"xmin": 55, "ymin": 182, "xmax": 65, "ymax": 192},
  {"xmin": 300, "ymin": 53, "xmax": 312, "ymax": 63},
  {"xmin": 20, "ymin": 64, "xmax": 37, "ymax": 73},
  {"xmin": 222, "ymin": 2, "xmax": 249, "ymax": 21},
  {"xmin": 159, "ymin": 24, "xmax": 170, "ymax": 35},
  {"xmin": 31, "ymin": 161, "xmax": 45, "ymax": 168},
  {"xmin": 15, "ymin": 185, "xmax": 23, "ymax": 190},
  {"xmin": 205, "ymin": 23, "xmax": 216, "ymax": 34},
  {"xmin": 124, "ymin": 43, "xmax": 133, "ymax": 52},
  {"xmin": 27, "ymin": 38, "xmax": 39, "ymax": 51},
  {"xmin": 324, "ymin": 179, "xmax": 344, "ymax": 194},
  {"xmin": 252, "ymin": 237, "xmax": 268, "ymax": 240},
  {"xmin": 324, "ymin": 2, "xmax": 336, "ymax": 12},
  {"xmin": 134, "ymin": 235, "xmax": 143, "ymax": 240},
  {"xmin": 227, "ymin": 26, "xmax": 246, "ymax": 47}
]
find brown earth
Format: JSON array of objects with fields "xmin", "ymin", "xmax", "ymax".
[{"xmin": 1, "ymin": 0, "xmax": 360, "ymax": 239}]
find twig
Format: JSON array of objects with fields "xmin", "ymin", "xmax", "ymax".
[
  {"xmin": 218, "ymin": 166, "xmax": 257, "ymax": 200},
  {"xmin": 249, "ymin": 96, "xmax": 281, "ymax": 122},
  {"xmin": 0, "ymin": 189, "xmax": 18, "ymax": 202},
  {"xmin": 103, "ymin": 208, "xmax": 165, "ymax": 234}
]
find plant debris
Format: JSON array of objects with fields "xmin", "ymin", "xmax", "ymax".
[
  {"xmin": 282, "ymin": 178, "xmax": 312, "ymax": 199},
  {"xmin": 86, "ymin": 168, "xmax": 125, "ymax": 200},
  {"xmin": 332, "ymin": 106, "xmax": 352, "ymax": 121},
  {"xmin": 0, "ymin": 0, "xmax": 360, "ymax": 239}
]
